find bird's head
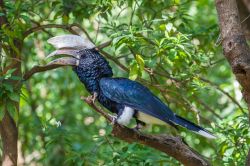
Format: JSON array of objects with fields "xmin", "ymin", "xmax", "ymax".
[
  {"xmin": 46, "ymin": 34, "xmax": 96, "ymax": 67},
  {"xmin": 45, "ymin": 34, "xmax": 113, "ymax": 81}
]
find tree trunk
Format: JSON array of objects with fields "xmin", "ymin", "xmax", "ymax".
[
  {"xmin": 215, "ymin": 0, "xmax": 250, "ymax": 165},
  {"xmin": 237, "ymin": 0, "xmax": 250, "ymax": 39},
  {"xmin": 0, "ymin": 1, "xmax": 21, "ymax": 164},
  {"xmin": 0, "ymin": 112, "xmax": 18, "ymax": 166},
  {"xmin": 215, "ymin": 0, "xmax": 250, "ymax": 110},
  {"xmin": 0, "ymin": 59, "xmax": 21, "ymax": 166}
]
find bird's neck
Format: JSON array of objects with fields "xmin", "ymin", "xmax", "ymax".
[
  {"xmin": 74, "ymin": 49, "xmax": 113, "ymax": 94},
  {"xmin": 75, "ymin": 69, "xmax": 112, "ymax": 94}
]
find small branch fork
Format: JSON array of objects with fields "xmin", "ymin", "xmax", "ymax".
[{"xmin": 81, "ymin": 96, "xmax": 210, "ymax": 166}]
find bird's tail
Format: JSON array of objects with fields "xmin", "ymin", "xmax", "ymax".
[{"xmin": 172, "ymin": 115, "xmax": 216, "ymax": 139}]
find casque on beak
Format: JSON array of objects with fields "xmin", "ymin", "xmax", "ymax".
[{"xmin": 45, "ymin": 34, "xmax": 95, "ymax": 67}]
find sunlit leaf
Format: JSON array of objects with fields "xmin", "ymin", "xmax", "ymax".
[
  {"xmin": 135, "ymin": 54, "xmax": 144, "ymax": 71},
  {"xmin": 129, "ymin": 61, "xmax": 139, "ymax": 80}
]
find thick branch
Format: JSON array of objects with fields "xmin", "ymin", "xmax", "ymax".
[
  {"xmin": 82, "ymin": 98, "xmax": 210, "ymax": 166},
  {"xmin": 23, "ymin": 64, "xmax": 66, "ymax": 80}
]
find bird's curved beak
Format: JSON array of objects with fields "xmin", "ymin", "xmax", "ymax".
[
  {"xmin": 45, "ymin": 34, "xmax": 95, "ymax": 67},
  {"xmin": 46, "ymin": 49, "xmax": 80, "ymax": 66}
]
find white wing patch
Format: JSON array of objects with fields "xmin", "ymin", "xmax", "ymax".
[{"xmin": 117, "ymin": 106, "xmax": 134, "ymax": 125}]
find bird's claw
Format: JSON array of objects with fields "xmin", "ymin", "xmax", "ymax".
[
  {"xmin": 134, "ymin": 123, "xmax": 144, "ymax": 131},
  {"xmin": 109, "ymin": 114, "xmax": 117, "ymax": 125},
  {"xmin": 85, "ymin": 92, "xmax": 98, "ymax": 103}
]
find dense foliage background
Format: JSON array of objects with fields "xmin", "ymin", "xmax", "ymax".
[{"xmin": 0, "ymin": 0, "xmax": 249, "ymax": 165}]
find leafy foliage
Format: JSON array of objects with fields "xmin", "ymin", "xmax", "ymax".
[{"xmin": 0, "ymin": 0, "xmax": 249, "ymax": 165}]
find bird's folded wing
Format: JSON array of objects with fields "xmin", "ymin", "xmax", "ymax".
[{"xmin": 99, "ymin": 77, "xmax": 175, "ymax": 123}]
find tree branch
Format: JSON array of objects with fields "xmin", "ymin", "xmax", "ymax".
[
  {"xmin": 23, "ymin": 24, "xmax": 79, "ymax": 38},
  {"xmin": 81, "ymin": 97, "xmax": 210, "ymax": 166},
  {"xmin": 23, "ymin": 64, "xmax": 66, "ymax": 80}
]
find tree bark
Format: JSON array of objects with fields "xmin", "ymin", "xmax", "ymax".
[
  {"xmin": 215, "ymin": 0, "xmax": 250, "ymax": 165},
  {"xmin": 247, "ymin": 149, "xmax": 250, "ymax": 166},
  {"xmin": 215, "ymin": 0, "xmax": 250, "ymax": 115},
  {"xmin": 0, "ymin": 59, "xmax": 21, "ymax": 166},
  {"xmin": 0, "ymin": 112, "xmax": 18, "ymax": 166}
]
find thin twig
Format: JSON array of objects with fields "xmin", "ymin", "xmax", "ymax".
[
  {"xmin": 200, "ymin": 77, "xmax": 246, "ymax": 115},
  {"xmin": 99, "ymin": 50, "xmax": 129, "ymax": 72},
  {"xmin": 194, "ymin": 96, "xmax": 222, "ymax": 120},
  {"xmin": 23, "ymin": 24, "xmax": 79, "ymax": 38},
  {"xmin": 96, "ymin": 40, "xmax": 112, "ymax": 50},
  {"xmin": 70, "ymin": 23, "xmax": 93, "ymax": 43}
]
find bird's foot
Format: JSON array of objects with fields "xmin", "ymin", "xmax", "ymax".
[
  {"xmin": 132, "ymin": 121, "xmax": 147, "ymax": 134},
  {"xmin": 134, "ymin": 123, "xmax": 144, "ymax": 131},
  {"xmin": 132, "ymin": 127, "xmax": 143, "ymax": 134},
  {"xmin": 85, "ymin": 92, "xmax": 98, "ymax": 103},
  {"xmin": 109, "ymin": 114, "xmax": 117, "ymax": 125}
]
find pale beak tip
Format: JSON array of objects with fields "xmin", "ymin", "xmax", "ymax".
[{"xmin": 46, "ymin": 50, "xmax": 57, "ymax": 59}]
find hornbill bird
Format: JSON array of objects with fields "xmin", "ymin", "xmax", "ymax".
[{"xmin": 45, "ymin": 34, "xmax": 215, "ymax": 139}]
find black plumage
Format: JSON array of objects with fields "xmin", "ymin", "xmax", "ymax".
[{"xmin": 72, "ymin": 49, "xmax": 214, "ymax": 138}]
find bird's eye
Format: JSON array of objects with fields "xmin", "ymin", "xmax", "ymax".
[{"xmin": 79, "ymin": 53, "xmax": 86, "ymax": 59}]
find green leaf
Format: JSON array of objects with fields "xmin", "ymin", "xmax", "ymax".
[
  {"xmin": 5, "ymin": 68, "xmax": 17, "ymax": 78},
  {"xmin": 129, "ymin": 61, "xmax": 139, "ymax": 80},
  {"xmin": 8, "ymin": 92, "xmax": 20, "ymax": 102},
  {"xmin": 62, "ymin": 14, "xmax": 69, "ymax": 24},
  {"xmin": 10, "ymin": 76, "xmax": 22, "ymax": 81},
  {"xmin": 6, "ymin": 102, "xmax": 18, "ymax": 124},
  {"xmin": 168, "ymin": 49, "xmax": 177, "ymax": 61},
  {"xmin": 20, "ymin": 15, "xmax": 30, "ymax": 24},
  {"xmin": 3, "ymin": 83, "xmax": 13, "ymax": 92},
  {"xmin": 135, "ymin": 54, "xmax": 144, "ymax": 71}
]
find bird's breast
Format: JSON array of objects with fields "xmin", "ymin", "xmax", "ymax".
[{"xmin": 117, "ymin": 106, "xmax": 134, "ymax": 125}]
